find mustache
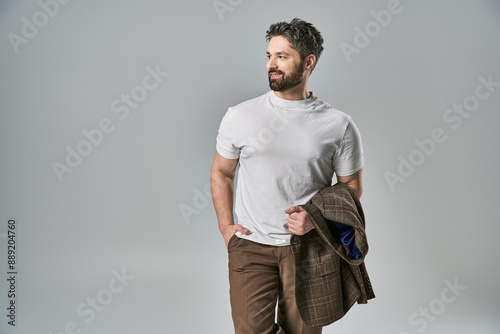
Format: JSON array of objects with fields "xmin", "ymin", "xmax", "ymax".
[{"xmin": 269, "ymin": 70, "xmax": 284, "ymax": 75}]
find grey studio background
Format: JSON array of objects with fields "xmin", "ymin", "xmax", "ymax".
[{"xmin": 1, "ymin": 0, "xmax": 499, "ymax": 333}]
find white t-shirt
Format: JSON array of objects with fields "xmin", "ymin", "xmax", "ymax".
[{"xmin": 216, "ymin": 91, "xmax": 363, "ymax": 246}]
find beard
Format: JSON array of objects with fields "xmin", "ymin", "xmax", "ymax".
[{"xmin": 268, "ymin": 62, "xmax": 304, "ymax": 92}]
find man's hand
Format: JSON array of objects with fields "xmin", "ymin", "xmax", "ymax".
[
  {"xmin": 222, "ymin": 224, "xmax": 251, "ymax": 248},
  {"xmin": 284, "ymin": 206, "xmax": 314, "ymax": 236}
]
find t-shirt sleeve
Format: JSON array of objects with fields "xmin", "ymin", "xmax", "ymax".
[
  {"xmin": 333, "ymin": 118, "xmax": 364, "ymax": 176},
  {"xmin": 215, "ymin": 108, "xmax": 240, "ymax": 159}
]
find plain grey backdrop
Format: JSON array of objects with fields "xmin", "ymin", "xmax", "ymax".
[{"xmin": 1, "ymin": 0, "xmax": 499, "ymax": 333}]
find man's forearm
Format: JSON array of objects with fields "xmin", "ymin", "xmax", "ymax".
[{"xmin": 210, "ymin": 171, "xmax": 236, "ymax": 234}]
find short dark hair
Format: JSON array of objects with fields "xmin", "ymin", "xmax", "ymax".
[{"xmin": 265, "ymin": 18, "xmax": 324, "ymax": 72}]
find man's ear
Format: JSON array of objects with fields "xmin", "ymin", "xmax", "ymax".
[{"xmin": 304, "ymin": 54, "xmax": 316, "ymax": 72}]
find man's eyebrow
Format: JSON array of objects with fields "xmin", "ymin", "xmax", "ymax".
[{"xmin": 266, "ymin": 51, "xmax": 290, "ymax": 55}]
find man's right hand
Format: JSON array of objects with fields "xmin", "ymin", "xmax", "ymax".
[{"xmin": 223, "ymin": 224, "xmax": 251, "ymax": 248}]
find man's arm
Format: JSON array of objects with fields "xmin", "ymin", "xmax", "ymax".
[
  {"xmin": 210, "ymin": 151, "xmax": 250, "ymax": 247},
  {"xmin": 336, "ymin": 168, "xmax": 363, "ymax": 199}
]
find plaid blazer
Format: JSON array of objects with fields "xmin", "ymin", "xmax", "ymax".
[{"xmin": 290, "ymin": 182, "xmax": 375, "ymax": 328}]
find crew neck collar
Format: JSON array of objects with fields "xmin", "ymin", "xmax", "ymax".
[{"xmin": 268, "ymin": 90, "xmax": 318, "ymax": 110}]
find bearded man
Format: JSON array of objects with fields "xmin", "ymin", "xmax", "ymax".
[{"xmin": 210, "ymin": 18, "xmax": 364, "ymax": 334}]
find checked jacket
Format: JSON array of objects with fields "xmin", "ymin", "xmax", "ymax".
[{"xmin": 290, "ymin": 182, "xmax": 375, "ymax": 328}]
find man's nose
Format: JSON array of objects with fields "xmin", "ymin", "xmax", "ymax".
[{"xmin": 267, "ymin": 57, "xmax": 277, "ymax": 71}]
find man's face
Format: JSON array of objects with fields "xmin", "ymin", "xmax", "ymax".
[{"xmin": 266, "ymin": 36, "xmax": 305, "ymax": 92}]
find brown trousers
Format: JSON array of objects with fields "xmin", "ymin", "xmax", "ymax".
[{"xmin": 227, "ymin": 235, "xmax": 323, "ymax": 334}]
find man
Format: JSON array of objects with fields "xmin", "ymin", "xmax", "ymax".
[{"xmin": 210, "ymin": 18, "xmax": 364, "ymax": 334}]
